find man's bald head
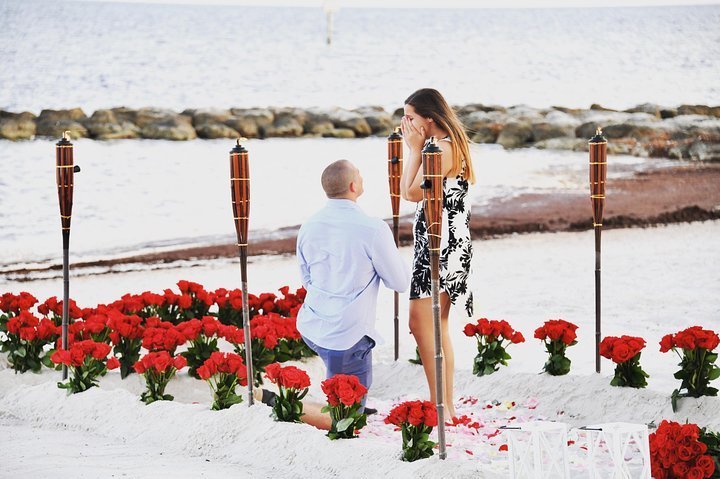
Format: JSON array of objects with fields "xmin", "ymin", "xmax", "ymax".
[{"xmin": 321, "ymin": 160, "xmax": 358, "ymax": 198}]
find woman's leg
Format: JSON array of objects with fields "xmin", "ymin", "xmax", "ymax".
[
  {"xmin": 409, "ymin": 292, "xmax": 455, "ymax": 418},
  {"xmin": 440, "ymin": 296, "xmax": 455, "ymax": 418}
]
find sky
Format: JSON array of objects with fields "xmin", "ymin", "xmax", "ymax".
[{"xmin": 75, "ymin": 0, "xmax": 720, "ymax": 8}]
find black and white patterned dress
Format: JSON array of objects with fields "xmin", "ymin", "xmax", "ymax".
[{"xmin": 410, "ymin": 139, "xmax": 474, "ymax": 318}]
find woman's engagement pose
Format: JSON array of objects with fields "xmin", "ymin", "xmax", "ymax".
[{"xmin": 400, "ymin": 88, "xmax": 476, "ymax": 419}]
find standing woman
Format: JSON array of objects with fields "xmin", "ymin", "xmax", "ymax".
[{"xmin": 400, "ymin": 88, "xmax": 475, "ymax": 419}]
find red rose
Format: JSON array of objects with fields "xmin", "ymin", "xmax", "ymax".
[
  {"xmin": 173, "ymin": 355, "xmax": 187, "ymax": 370},
  {"xmin": 677, "ymin": 445, "xmax": 693, "ymax": 462},
  {"xmin": 561, "ymin": 328, "xmax": 577, "ymax": 345},
  {"xmin": 197, "ymin": 365, "xmax": 211, "ymax": 380},
  {"xmin": 201, "ymin": 316, "xmax": 219, "ymax": 337},
  {"xmin": 107, "ymin": 357, "xmax": 120, "ymax": 370},
  {"xmin": 407, "ymin": 402, "xmax": 424, "ymax": 426},
  {"xmin": 51, "ymin": 350, "xmax": 71, "ymax": 365},
  {"xmin": 696, "ymin": 455, "xmax": 715, "ymax": 476},
  {"xmin": 153, "ymin": 352, "xmax": 173, "ymax": 372},
  {"xmin": 613, "ymin": 343, "xmax": 632, "ymax": 363},
  {"xmin": 510, "ymin": 331, "xmax": 525, "ymax": 344},
  {"xmin": 534, "ymin": 327, "xmax": 547, "ymax": 340},
  {"xmin": 463, "ymin": 323, "xmax": 477, "ymax": 337},
  {"xmin": 177, "ymin": 280, "xmax": 190, "ymax": 293},
  {"xmin": 177, "ymin": 294, "xmax": 192, "ymax": 309},
  {"xmin": 686, "ymin": 467, "xmax": 704, "ymax": 479},
  {"xmin": 672, "ymin": 462, "xmax": 690, "ymax": 477},
  {"xmin": 133, "ymin": 361, "xmax": 146, "ymax": 374},
  {"xmin": 68, "ymin": 347, "xmax": 85, "ymax": 366},
  {"xmin": 600, "ymin": 336, "xmax": 616, "ymax": 359},
  {"xmin": 385, "ymin": 403, "xmax": 409, "ymax": 426},
  {"xmin": 421, "ymin": 401, "xmax": 438, "ymax": 427},
  {"xmin": 279, "ymin": 366, "xmax": 310, "ymax": 390}
]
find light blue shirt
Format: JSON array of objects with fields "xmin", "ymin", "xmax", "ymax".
[{"xmin": 296, "ymin": 199, "xmax": 410, "ymax": 350}]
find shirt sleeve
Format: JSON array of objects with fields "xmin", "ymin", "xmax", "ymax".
[
  {"xmin": 297, "ymin": 230, "xmax": 311, "ymax": 288},
  {"xmin": 370, "ymin": 222, "xmax": 411, "ymax": 293}
]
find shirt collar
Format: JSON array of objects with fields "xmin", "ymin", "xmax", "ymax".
[{"xmin": 326, "ymin": 198, "xmax": 359, "ymax": 209}]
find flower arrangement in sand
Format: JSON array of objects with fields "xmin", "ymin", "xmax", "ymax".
[{"xmin": 600, "ymin": 335, "xmax": 649, "ymax": 388}]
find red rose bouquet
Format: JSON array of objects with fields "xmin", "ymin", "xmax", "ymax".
[
  {"xmin": 265, "ymin": 362, "xmax": 311, "ymax": 423},
  {"xmin": 599, "ymin": 335, "xmax": 649, "ymax": 388},
  {"xmin": 176, "ymin": 280, "xmax": 214, "ymax": 321},
  {"xmin": 254, "ymin": 292, "xmax": 278, "ymax": 316},
  {"xmin": 0, "ymin": 292, "xmax": 38, "ymax": 325},
  {"xmin": 649, "ymin": 420, "xmax": 717, "ymax": 479},
  {"xmin": 534, "ymin": 319, "xmax": 579, "ymax": 376},
  {"xmin": 141, "ymin": 317, "xmax": 187, "ymax": 354},
  {"xmin": 153, "ymin": 289, "xmax": 187, "ymax": 324},
  {"xmin": 320, "ymin": 374, "xmax": 368, "ymax": 440},
  {"xmin": 176, "ymin": 316, "xmax": 222, "ymax": 379},
  {"xmin": 385, "ymin": 400, "xmax": 438, "ymax": 462},
  {"xmin": 463, "ymin": 318, "xmax": 525, "ymax": 376},
  {"xmin": 274, "ymin": 286, "xmax": 306, "ymax": 318},
  {"xmin": 2, "ymin": 310, "xmax": 59, "ymax": 373},
  {"xmin": 698, "ymin": 427, "xmax": 720, "ymax": 479},
  {"xmin": 36, "ymin": 296, "xmax": 83, "ymax": 326},
  {"xmin": 106, "ymin": 310, "xmax": 144, "ymax": 379},
  {"xmin": 213, "ymin": 287, "xmax": 245, "ymax": 327},
  {"xmin": 51, "ymin": 340, "xmax": 119, "ymax": 394},
  {"xmin": 660, "ymin": 326, "xmax": 720, "ymax": 411},
  {"xmin": 197, "ymin": 352, "xmax": 249, "ymax": 410},
  {"xmin": 134, "ymin": 351, "xmax": 187, "ymax": 404},
  {"xmin": 228, "ymin": 314, "xmax": 286, "ymax": 386}
]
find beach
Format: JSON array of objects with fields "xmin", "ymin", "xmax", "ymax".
[
  {"xmin": 1, "ymin": 221, "xmax": 719, "ymax": 478},
  {"xmin": 2, "ymin": 1, "xmax": 720, "ymax": 477}
]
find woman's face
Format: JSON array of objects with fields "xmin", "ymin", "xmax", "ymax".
[{"xmin": 403, "ymin": 104, "xmax": 432, "ymax": 138}]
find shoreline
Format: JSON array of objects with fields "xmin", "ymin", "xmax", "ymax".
[{"xmin": 5, "ymin": 162, "xmax": 719, "ymax": 281}]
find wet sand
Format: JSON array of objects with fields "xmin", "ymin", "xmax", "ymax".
[{"xmin": 6, "ymin": 162, "xmax": 720, "ymax": 279}]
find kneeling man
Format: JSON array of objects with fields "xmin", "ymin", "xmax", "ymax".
[{"xmin": 296, "ymin": 159, "xmax": 410, "ymax": 411}]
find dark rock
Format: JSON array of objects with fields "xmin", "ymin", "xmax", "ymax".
[
  {"xmin": 195, "ymin": 122, "xmax": 240, "ymax": 139},
  {"xmin": 531, "ymin": 122, "xmax": 576, "ymax": 141},
  {"xmin": 0, "ymin": 112, "xmax": 37, "ymax": 140},
  {"xmin": 36, "ymin": 119, "xmax": 88, "ymax": 138},
  {"xmin": 496, "ymin": 122, "xmax": 533, "ymax": 148}
]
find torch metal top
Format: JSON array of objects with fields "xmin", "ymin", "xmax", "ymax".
[
  {"xmin": 388, "ymin": 126, "xmax": 402, "ymax": 140},
  {"xmin": 422, "ymin": 136, "xmax": 442, "ymax": 154},
  {"xmin": 589, "ymin": 127, "xmax": 607, "ymax": 144},
  {"xmin": 56, "ymin": 131, "xmax": 73, "ymax": 146},
  {"xmin": 230, "ymin": 138, "xmax": 248, "ymax": 154}
]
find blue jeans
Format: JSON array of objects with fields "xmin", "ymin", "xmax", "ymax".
[{"xmin": 302, "ymin": 335, "xmax": 375, "ymax": 408}]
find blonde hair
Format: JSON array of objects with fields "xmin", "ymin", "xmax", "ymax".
[{"xmin": 405, "ymin": 88, "xmax": 476, "ymax": 184}]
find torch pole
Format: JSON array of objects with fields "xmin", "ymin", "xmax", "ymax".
[
  {"xmin": 595, "ymin": 226, "xmax": 601, "ymax": 374},
  {"xmin": 589, "ymin": 127, "xmax": 607, "ymax": 374},
  {"xmin": 230, "ymin": 139, "xmax": 254, "ymax": 405},
  {"xmin": 240, "ymin": 244, "xmax": 253, "ymax": 405},
  {"xmin": 62, "ymin": 238, "xmax": 69, "ymax": 379},
  {"xmin": 422, "ymin": 137, "xmax": 446, "ymax": 459},
  {"xmin": 387, "ymin": 127, "xmax": 403, "ymax": 361},
  {"xmin": 56, "ymin": 131, "xmax": 79, "ymax": 380}
]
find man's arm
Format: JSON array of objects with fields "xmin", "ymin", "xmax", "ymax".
[
  {"xmin": 370, "ymin": 222, "xmax": 411, "ymax": 293},
  {"xmin": 297, "ymin": 232, "xmax": 311, "ymax": 288}
]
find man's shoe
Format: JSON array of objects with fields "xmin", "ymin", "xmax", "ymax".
[
  {"xmin": 260, "ymin": 389, "xmax": 277, "ymax": 407},
  {"xmin": 363, "ymin": 407, "xmax": 377, "ymax": 415}
]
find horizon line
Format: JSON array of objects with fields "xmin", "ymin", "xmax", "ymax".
[{"xmin": 69, "ymin": 0, "xmax": 720, "ymax": 9}]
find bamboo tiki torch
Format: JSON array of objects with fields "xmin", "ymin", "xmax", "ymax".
[
  {"xmin": 387, "ymin": 127, "xmax": 403, "ymax": 362},
  {"xmin": 589, "ymin": 128, "xmax": 607, "ymax": 374},
  {"xmin": 230, "ymin": 139, "xmax": 254, "ymax": 405},
  {"xmin": 55, "ymin": 131, "xmax": 80, "ymax": 380},
  {"xmin": 421, "ymin": 137, "xmax": 447, "ymax": 459}
]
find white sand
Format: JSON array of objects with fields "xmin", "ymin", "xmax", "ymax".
[{"xmin": 1, "ymin": 221, "xmax": 719, "ymax": 478}]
